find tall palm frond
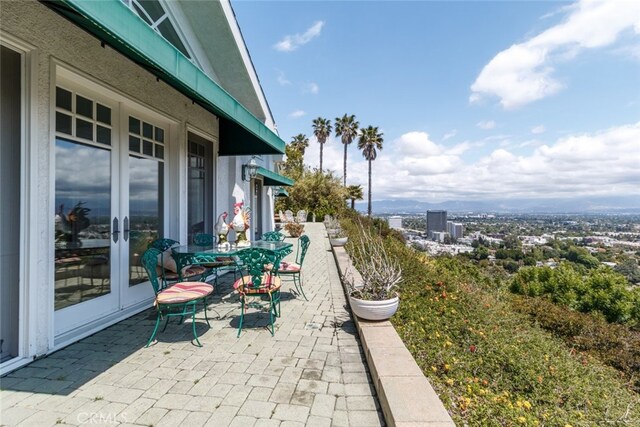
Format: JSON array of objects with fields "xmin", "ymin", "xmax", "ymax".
[
  {"xmin": 335, "ymin": 114, "xmax": 359, "ymax": 186},
  {"xmin": 291, "ymin": 134, "xmax": 309, "ymax": 155},
  {"xmin": 347, "ymin": 184, "xmax": 364, "ymax": 210},
  {"xmin": 357, "ymin": 126, "xmax": 384, "ymax": 217},
  {"xmin": 312, "ymin": 117, "xmax": 332, "ymax": 173}
]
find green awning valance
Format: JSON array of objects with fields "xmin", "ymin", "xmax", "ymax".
[
  {"xmin": 257, "ymin": 167, "xmax": 294, "ymax": 187},
  {"xmin": 276, "ymin": 188, "xmax": 289, "ymax": 197},
  {"xmin": 47, "ymin": 0, "xmax": 285, "ymax": 156}
]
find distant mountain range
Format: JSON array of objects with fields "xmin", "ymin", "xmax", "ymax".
[{"xmin": 354, "ymin": 196, "xmax": 640, "ymax": 215}]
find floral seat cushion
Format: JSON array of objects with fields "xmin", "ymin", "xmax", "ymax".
[
  {"xmin": 156, "ymin": 281, "xmax": 214, "ymax": 304},
  {"xmin": 233, "ymin": 274, "xmax": 281, "ymax": 294},
  {"xmin": 278, "ymin": 262, "xmax": 301, "ymax": 273},
  {"xmin": 157, "ymin": 265, "xmax": 207, "ymax": 280}
]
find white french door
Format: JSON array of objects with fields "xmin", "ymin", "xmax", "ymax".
[{"xmin": 54, "ymin": 80, "xmax": 168, "ymax": 337}]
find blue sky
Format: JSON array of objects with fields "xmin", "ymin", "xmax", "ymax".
[{"xmin": 233, "ymin": 0, "xmax": 640, "ymax": 202}]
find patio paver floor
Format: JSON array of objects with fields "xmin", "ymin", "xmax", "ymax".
[{"xmin": 0, "ymin": 223, "xmax": 384, "ymax": 426}]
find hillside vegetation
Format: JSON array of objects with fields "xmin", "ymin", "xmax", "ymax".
[{"xmin": 342, "ymin": 216, "xmax": 640, "ymax": 426}]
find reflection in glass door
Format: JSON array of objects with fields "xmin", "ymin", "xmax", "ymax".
[
  {"xmin": 54, "ymin": 87, "xmax": 115, "ymax": 317},
  {"xmin": 55, "ymin": 139, "xmax": 113, "ymax": 310},
  {"xmin": 127, "ymin": 115, "xmax": 165, "ymax": 288}
]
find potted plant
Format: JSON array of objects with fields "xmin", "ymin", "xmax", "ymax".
[
  {"xmin": 325, "ymin": 216, "xmax": 341, "ymax": 237},
  {"xmin": 284, "ymin": 221, "xmax": 305, "ymax": 238},
  {"xmin": 344, "ymin": 222, "xmax": 402, "ymax": 320},
  {"xmin": 329, "ymin": 228, "xmax": 348, "ymax": 247}
]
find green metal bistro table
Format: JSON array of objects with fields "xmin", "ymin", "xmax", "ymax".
[{"xmin": 171, "ymin": 240, "xmax": 293, "ymax": 281}]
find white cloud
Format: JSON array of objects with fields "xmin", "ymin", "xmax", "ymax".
[
  {"xmin": 531, "ymin": 125, "xmax": 546, "ymax": 134},
  {"xmin": 277, "ymin": 70, "xmax": 291, "ymax": 86},
  {"xmin": 288, "ymin": 110, "xmax": 306, "ymax": 119},
  {"xmin": 274, "ymin": 21, "xmax": 325, "ymax": 52},
  {"xmin": 442, "ymin": 130, "xmax": 458, "ymax": 141},
  {"xmin": 470, "ymin": 0, "xmax": 640, "ymax": 109},
  {"xmin": 304, "ymin": 82, "xmax": 319, "ymax": 94},
  {"xmin": 477, "ymin": 120, "xmax": 496, "ymax": 130},
  {"xmin": 336, "ymin": 123, "xmax": 640, "ymax": 202}
]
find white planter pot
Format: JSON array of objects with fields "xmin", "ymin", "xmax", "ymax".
[
  {"xmin": 329, "ymin": 237, "xmax": 348, "ymax": 246},
  {"xmin": 349, "ymin": 295, "xmax": 399, "ymax": 321}
]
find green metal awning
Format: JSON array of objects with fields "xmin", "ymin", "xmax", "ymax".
[
  {"xmin": 276, "ymin": 188, "xmax": 289, "ymax": 197},
  {"xmin": 256, "ymin": 167, "xmax": 294, "ymax": 187},
  {"xmin": 46, "ymin": 0, "xmax": 285, "ymax": 156}
]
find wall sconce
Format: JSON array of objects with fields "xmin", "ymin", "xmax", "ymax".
[{"xmin": 242, "ymin": 157, "xmax": 259, "ymax": 182}]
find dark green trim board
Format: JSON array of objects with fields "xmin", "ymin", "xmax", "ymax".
[
  {"xmin": 45, "ymin": 0, "xmax": 285, "ymax": 156},
  {"xmin": 256, "ymin": 167, "xmax": 294, "ymax": 187}
]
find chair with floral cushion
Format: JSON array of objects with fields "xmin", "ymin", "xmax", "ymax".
[
  {"xmin": 261, "ymin": 231, "xmax": 285, "ymax": 242},
  {"xmin": 277, "ymin": 235, "xmax": 311, "ymax": 301},
  {"xmin": 140, "ymin": 248, "xmax": 214, "ymax": 347},
  {"xmin": 233, "ymin": 248, "xmax": 284, "ymax": 337},
  {"xmin": 192, "ymin": 233, "xmax": 236, "ymax": 286},
  {"xmin": 148, "ymin": 238, "xmax": 208, "ymax": 288}
]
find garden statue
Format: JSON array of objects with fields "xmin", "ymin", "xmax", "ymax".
[
  {"xmin": 215, "ymin": 211, "xmax": 229, "ymax": 246},
  {"xmin": 230, "ymin": 202, "xmax": 251, "ymax": 246}
]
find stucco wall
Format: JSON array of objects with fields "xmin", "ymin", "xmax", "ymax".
[{"xmin": 1, "ymin": 0, "xmax": 235, "ymax": 357}]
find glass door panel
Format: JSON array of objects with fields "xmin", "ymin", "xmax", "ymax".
[
  {"xmin": 128, "ymin": 155, "xmax": 163, "ymax": 287},
  {"xmin": 187, "ymin": 133, "xmax": 213, "ymax": 244},
  {"xmin": 54, "ymin": 139, "xmax": 113, "ymax": 310}
]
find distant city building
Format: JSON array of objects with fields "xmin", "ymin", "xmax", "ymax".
[
  {"xmin": 432, "ymin": 231, "xmax": 448, "ymax": 242},
  {"xmin": 427, "ymin": 210, "xmax": 447, "ymax": 238},
  {"xmin": 447, "ymin": 221, "xmax": 464, "ymax": 239},
  {"xmin": 388, "ymin": 216, "xmax": 403, "ymax": 230}
]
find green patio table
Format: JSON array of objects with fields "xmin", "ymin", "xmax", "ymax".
[{"xmin": 171, "ymin": 240, "xmax": 293, "ymax": 281}]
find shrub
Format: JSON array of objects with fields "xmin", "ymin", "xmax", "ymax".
[
  {"xmin": 510, "ymin": 295, "xmax": 640, "ymax": 393},
  {"xmin": 511, "ymin": 263, "xmax": 639, "ymax": 324}
]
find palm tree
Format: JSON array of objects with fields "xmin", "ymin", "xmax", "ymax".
[
  {"xmin": 357, "ymin": 126, "xmax": 383, "ymax": 217},
  {"xmin": 347, "ymin": 185, "xmax": 364, "ymax": 210},
  {"xmin": 334, "ymin": 114, "xmax": 359, "ymax": 186},
  {"xmin": 312, "ymin": 117, "xmax": 332, "ymax": 173},
  {"xmin": 291, "ymin": 133, "xmax": 309, "ymax": 155}
]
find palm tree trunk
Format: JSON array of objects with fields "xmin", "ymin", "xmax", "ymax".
[
  {"xmin": 319, "ymin": 143, "xmax": 323, "ymax": 173},
  {"xmin": 343, "ymin": 143, "xmax": 347, "ymax": 186},
  {"xmin": 367, "ymin": 159, "xmax": 372, "ymax": 217},
  {"xmin": 350, "ymin": 198, "xmax": 355, "ymax": 209}
]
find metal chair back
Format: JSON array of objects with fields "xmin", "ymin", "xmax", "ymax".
[
  {"xmin": 296, "ymin": 235, "xmax": 311, "ymax": 266},
  {"xmin": 234, "ymin": 248, "xmax": 282, "ymax": 290},
  {"xmin": 140, "ymin": 247, "xmax": 163, "ymax": 295},
  {"xmin": 148, "ymin": 238, "xmax": 179, "ymax": 252},
  {"xmin": 193, "ymin": 233, "xmax": 215, "ymax": 246},
  {"xmin": 262, "ymin": 231, "xmax": 285, "ymax": 242}
]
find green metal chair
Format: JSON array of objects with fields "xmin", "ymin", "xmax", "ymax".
[
  {"xmin": 277, "ymin": 235, "xmax": 311, "ymax": 301},
  {"xmin": 233, "ymin": 248, "xmax": 284, "ymax": 337},
  {"xmin": 192, "ymin": 233, "xmax": 236, "ymax": 286},
  {"xmin": 140, "ymin": 248, "xmax": 213, "ymax": 347},
  {"xmin": 148, "ymin": 238, "xmax": 207, "ymax": 288},
  {"xmin": 261, "ymin": 231, "xmax": 285, "ymax": 242}
]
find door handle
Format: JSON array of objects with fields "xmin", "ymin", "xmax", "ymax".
[
  {"xmin": 112, "ymin": 217, "xmax": 119, "ymax": 243},
  {"xmin": 123, "ymin": 216, "xmax": 129, "ymax": 242}
]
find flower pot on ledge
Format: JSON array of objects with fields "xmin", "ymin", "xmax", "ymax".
[
  {"xmin": 330, "ymin": 236, "xmax": 348, "ymax": 247},
  {"xmin": 349, "ymin": 295, "xmax": 399, "ymax": 321}
]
